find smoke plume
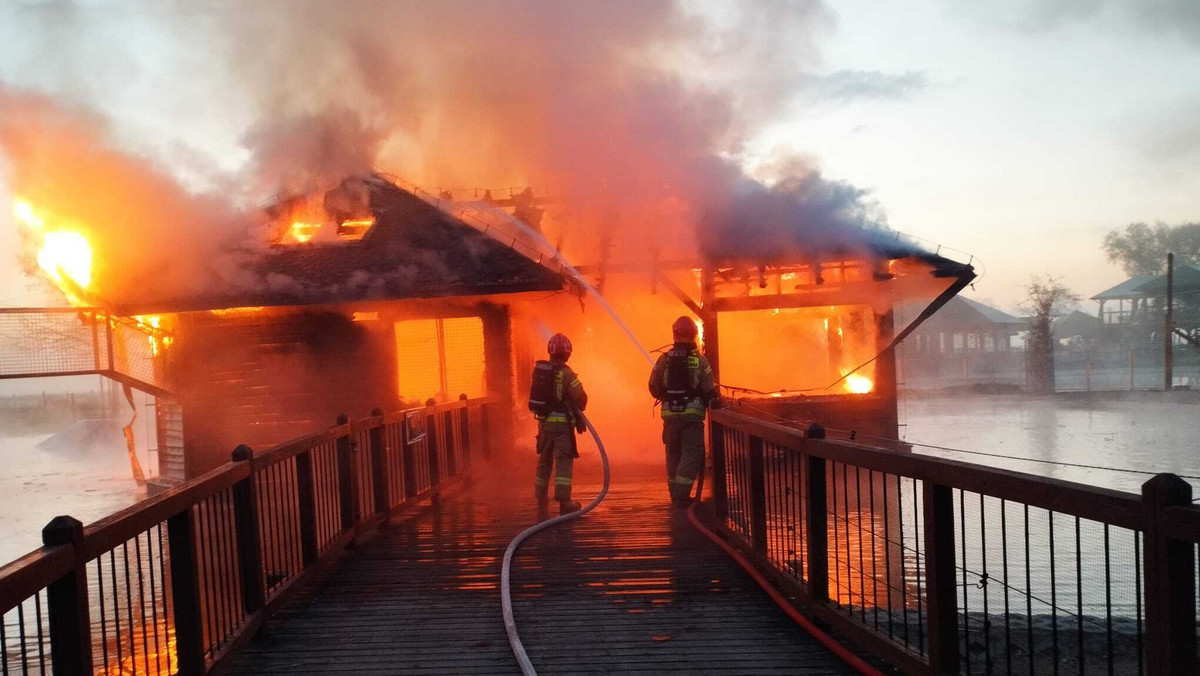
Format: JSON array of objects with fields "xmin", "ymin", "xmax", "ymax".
[{"xmin": 1, "ymin": 0, "xmax": 908, "ymax": 302}]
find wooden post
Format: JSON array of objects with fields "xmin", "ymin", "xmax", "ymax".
[
  {"xmin": 42, "ymin": 516, "xmax": 92, "ymax": 674},
  {"xmin": 294, "ymin": 448, "xmax": 318, "ymax": 566},
  {"xmin": 1165, "ymin": 252, "xmax": 1175, "ymax": 391},
  {"xmin": 442, "ymin": 410, "xmax": 457, "ymax": 477},
  {"xmin": 1085, "ymin": 349, "xmax": 1092, "ymax": 392},
  {"xmin": 923, "ymin": 482, "xmax": 960, "ymax": 674},
  {"xmin": 479, "ymin": 403, "xmax": 492, "ymax": 460},
  {"xmin": 805, "ymin": 453, "xmax": 829, "ymax": 604},
  {"xmin": 230, "ymin": 445, "xmax": 265, "ymax": 614},
  {"xmin": 401, "ymin": 415, "xmax": 418, "ymax": 499},
  {"xmin": 709, "ymin": 421, "xmax": 728, "ymax": 519},
  {"xmin": 1142, "ymin": 473, "xmax": 1197, "ymax": 675},
  {"xmin": 458, "ymin": 405, "xmax": 471, "ymax": 471},
  {"xmin": 167, "ymin": 507, "xmax": 205, "ymax": 675},
  {"xmin": 804, "ymin": 425, "xmax": 829, "ymax": 602},
  {"xmin": 700, "ymin": 265, "xmax": 720, "ymax": 380},
  {"xmin": 334, "ymin": 413, "xmax": 356, "ymax": 532},
  {"xmin": 426, "ymin": 402, "xmax": 441, "ymax": 490},
  {"xmin": 369, "ymin": 408, "xmax": 388, "ymax": 515},
  {"xmin": 747, "ymin": 435, "xmax": 768, "ymax": 555}
]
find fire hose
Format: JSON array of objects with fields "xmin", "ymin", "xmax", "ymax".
[{"xmin": 501, "ymin": 409, "xmax": 610, "ymax": 676}]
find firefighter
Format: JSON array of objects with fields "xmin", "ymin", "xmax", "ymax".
[
  {"xmin": 529, "ymin": 333, "xmax": 587, "ymax": 515},
  {"xmin": 649, "ymin": 316, "xmax": 721, "ymax": 507}
]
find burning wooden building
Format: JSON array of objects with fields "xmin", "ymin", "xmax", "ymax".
[
  {"xmin": 105, "ymin": 177, "xmax": 565, "ymax": 481},
  {"xmin": 11, "ymin": 174, "xmax": 973, "ymax": 484}
]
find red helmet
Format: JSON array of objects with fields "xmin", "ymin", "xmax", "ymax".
[
  {"xmin": 672, "ymin": 316, "xmax": 698, "ymax": 342},
  {"xmin": 547, "ymin": 332, "xmax": 573, "ymax": 359}
]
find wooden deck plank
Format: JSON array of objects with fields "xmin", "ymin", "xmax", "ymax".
[{"xmin": 229, "ymin": 465, "xmax": 858, "ymax": 675}]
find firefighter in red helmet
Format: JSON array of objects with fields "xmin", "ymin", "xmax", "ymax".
[
  {"xmin": 648, "ymin": 316, "xmax": 721, "ymax": 507},
  {"xmin": 529, "ymin": 332, "xmax": 587, "ymax": 514}
]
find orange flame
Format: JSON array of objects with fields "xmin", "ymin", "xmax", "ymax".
[
  {"xmin": 13, "ymin": 198, "xmax": 94, "ymax": 305},
  {"xmin": 841, "ymin": 370, "xmax": 873, "ymax": 394},
  {"xmin": 288, "ymin": 221, "xmax": 321, "ymax": 243}
]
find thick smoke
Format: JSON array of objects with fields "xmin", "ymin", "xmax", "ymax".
[
  {"xmin": 0, "ymin": 85, "xmax": 262, "ymax": 304},
  {"xmin": 210, "ymin": 0, "xmax": 893, "ymax": 265},
  {"xmin": 1, "ymin": 0, "xmax": 904, "ymax": 301}
]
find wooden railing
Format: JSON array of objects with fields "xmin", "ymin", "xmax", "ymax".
[
  {"xmin": 0, "ymin": 397, "xmax": 495, "ymax": 675},
  {"xmin": 709, "ymin": 408, "xmax": 1199, "ymax": 676}
]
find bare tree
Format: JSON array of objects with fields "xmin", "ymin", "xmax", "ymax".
[{"xmin": 1023, "ymin": 276, "xmax": 1080, "ymax": 394}]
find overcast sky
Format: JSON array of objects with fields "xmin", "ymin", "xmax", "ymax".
[{"xmin": 0, "ymin": 0, "xmax": 1197, "ymax": 313}]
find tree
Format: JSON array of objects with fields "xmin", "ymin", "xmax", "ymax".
[
  {"xmin": 1022, "ymin": 276, "xmax": 1080, "ymax": 393},
  {"xmin": 1102, "ymin": 221, "xmax": 1200, "ymax": 276}
]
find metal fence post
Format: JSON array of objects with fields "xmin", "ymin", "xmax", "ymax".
[
  {"xmin": 923, "ymin": 482, "xmax": 959, "ymax": 674},
  {"xmin": 167, "ymin": 507, "xmax": 205, "ymax": 675},
  {"xmin": 42, "ymin": 516, "xmax": 92, "ymax": 674},
  {"xmin": 805, "ymin": 448, "xmax": 829, "ymax": 604},
  {"xmin": 230, "ymin": 445, "xmax": 265, "ymax": 614},
  {"xmin": 709, "ymin": 421, "xmax": 728, "ymax": 519},
  {"xmin": 294, "ymin": 448, "xmax": 318, "ymax": 566},
  {"xmin": 369, "ymin": 408, "xmax": 389, "ymax": 514},
  {"xmin": 335, "ymin": 413, "xmax": 356, "ymax": 531},
  {"xmin": 748, "ymin": 435, "xmax": 768, "ymax": 555},
  {"xmin": 1143, "ymin": 473, "xmax": 1197, "ymax": 675}
]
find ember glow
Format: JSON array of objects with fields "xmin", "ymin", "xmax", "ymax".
[
  {"xmin": 288, "ymin": 221, "xmax": 320, "ymax": 243},
  {"xmin": 843, "ymin": 372, "xmax": 874, "ymax": 395},
  {"xmin": 12, "ymin": 198, "xmax": 94, "ymax": 305}
]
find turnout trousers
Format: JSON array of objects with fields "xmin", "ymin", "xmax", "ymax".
[
  {"xmin": 534, "ymin": 420, "xmax": 577, "ymax": 501},
  {"xmin": 663, "ymin": 418, "xmax": 705, "ymax": 502}
]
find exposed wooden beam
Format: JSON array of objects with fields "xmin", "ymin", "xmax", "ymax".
[{"xmin": 655, "ymin": 271, "xmax": 704, "ymax": 318}]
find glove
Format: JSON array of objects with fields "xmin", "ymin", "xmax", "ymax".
[
  {"xmin": 575, "ymin": 417, "xmax": 587, "ymax": 434},
  {"xmin": 709, "ymin": 397, "xmax": 724, "ymax": 410}
]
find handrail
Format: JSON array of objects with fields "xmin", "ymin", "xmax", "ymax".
[
  {"xmin": 0, "ymin": 396, "xmax": 497, "ymax": 674},
  {"xmin": 707, "ymin": 407, "xmax": 1200, "ymax": 676}
]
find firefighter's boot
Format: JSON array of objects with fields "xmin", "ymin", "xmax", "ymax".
[{"xmin": 559, "ymin": 499, "xmax": 582, "ymax": 515}]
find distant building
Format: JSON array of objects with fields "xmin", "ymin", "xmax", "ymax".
[
  {"xmin": 1092, "ymin": 276, "xmax": 1154, "ymax": 326},
  {"xmin": 898, "ymin": 296, "xmax": 1026, "ymax": 389},
  {"xmin": 1052, "ymin": 310, "xmax": 1102, "ymax": 347}
]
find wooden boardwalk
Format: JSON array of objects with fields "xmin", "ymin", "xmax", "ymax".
[{"xmin": 229, "ymin": 464, "xmax": 857, "ymax": 675}]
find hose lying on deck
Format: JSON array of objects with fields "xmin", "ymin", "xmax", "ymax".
[
  {"xmin": 685, "ymin": 477, "xmax": 887, "ymax": 676},
  {"xmin": 501, "ymin": 411, "xmax": 610, "ymax": 676}
]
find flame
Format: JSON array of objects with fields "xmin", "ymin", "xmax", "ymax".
[
  {"xmin": 13, "ymin": 198, "xmax": 94, "ymax": 305},
  {"xmin": 842, "ymin": 371, "xmax": 873, "ymax": 394},
  {"xmin": 132, "ymin": 315, "xmax": 172, "ymax": 356},
  {"xmin": 289, "ymin": 221, "xmax": 320, "ymax": 243},
  {"xmin": 209, "ymin": 306, "xmax": 265, "ymax": 316}
]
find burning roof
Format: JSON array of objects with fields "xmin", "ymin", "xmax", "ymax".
[{"xmin": 109, "ymin": 178, "xmax": 564, "ymax": 315}]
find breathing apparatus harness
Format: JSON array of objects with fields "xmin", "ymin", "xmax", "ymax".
[{"xmin": 662, "ymin": 344, "xmax": 702, "ymax": 413}]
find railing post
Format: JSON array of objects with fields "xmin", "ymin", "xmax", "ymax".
[
  {"xmin": 402, "ymin": 414, "xmax": 418, "ymax": 499},
  {"xmin": 748, "ymin": 434, "xmax": 768, "ymax": 555},
  {"xmin": 335, "ymin": 413, "xmax": 356, "ymax": 531},
  {"xmin": 442, "ymin": 410, "xmax": 458, "ymax": 477},
  {"xmin": 167, "ymin": 506, "xmax": 206, "ymax": 675},
  {"xmin": 923, "ymin": 482, "xmax": 960, "ymax": 675},
  {"xmin": 294, "ymin": 448, "xmax": 318, "ymax": 566},
  {"xmin": 480, "ymin": 403, "xmax": 492, "ymax": 460},
  {"xmin": 805, "ymin": 427, "xmax": 829, "ymax": 604},
  {"xmin": 230, "ymin": 445, "xmax": 265, "ymax": 614},
  {"xmin": 1142, "ymin": 473, "xmax": 1197, "ymax": 675},
  {"xmin": 369, "ymin": 408, "xmax": 389, "ymax": 515},
  {"xmin": 709, "ymin": 421, "xmax": 728, "ymax": 519},
  {"xmin": 42, "ymin": 516, "xmax": 92, "ymax": 674},
  {"xmin": 458, "ymin": 400, "xmax": 472, "ymax": 471},
  {"xmin": 426, "ymin": 401, "xmax": 441, "ymax": 491}
]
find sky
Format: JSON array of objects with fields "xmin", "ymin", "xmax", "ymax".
[{"xmin": 0, "ymin": 0, "xmax": 1197, "ymax": 314}]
